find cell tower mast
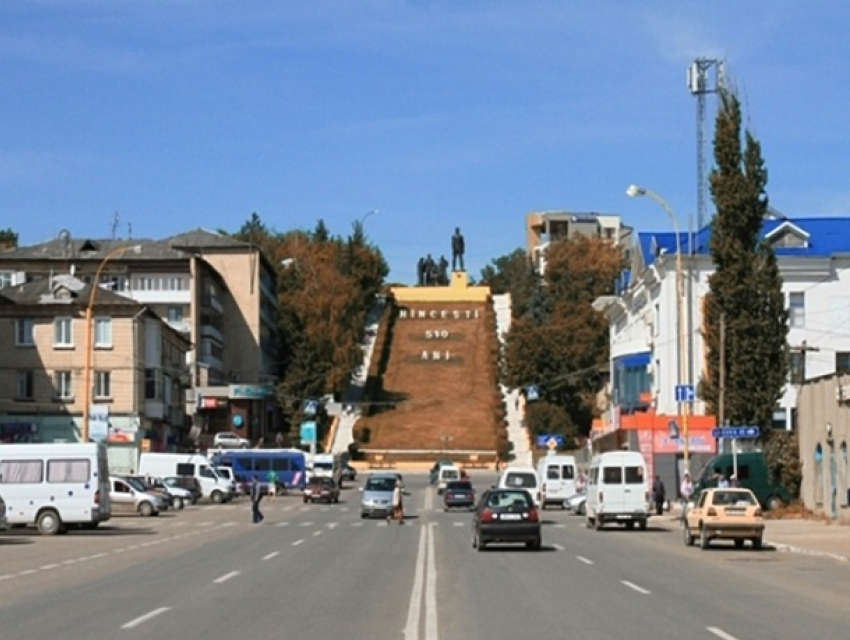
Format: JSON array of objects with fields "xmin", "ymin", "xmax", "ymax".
[{"xmin": 688, "ymin": 58, "xmax": 724, "ymax": 230}]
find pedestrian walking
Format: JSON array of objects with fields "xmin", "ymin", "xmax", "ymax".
[
  {"xmin": 391, "ymin": 479, "xmax": 404, "ymax": 525},
  {"xmin": 679, "ymin": 471, "xmax": 694, "ymax": 521},
  {"xmin": 250, "ymin": 477, "xmax": 264, "ymax": 524},
  {"xmin": 267, "ymin": 468, "xmax": 278, "ymax": 498},
  {"xmin": 652, "ymin": 474, "xmax": 666, "ymax": 516}
]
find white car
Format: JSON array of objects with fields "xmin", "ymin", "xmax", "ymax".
[{"xmin": 213, "ymin": 432, "xmax": 250, "ymax": 449}]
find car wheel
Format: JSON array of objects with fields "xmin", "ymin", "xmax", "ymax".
[
  {"xmin": 585, "ymin": 516, "xmax": 593, "ymax": 529},
  {"xmin": 577, "ymin": 502, "xmax": 586, "ymax": 516},
  {"xmin": 139, "ymin": 501, "xmax": 154, "ymax": 517},
  {"xmin": 595, "ymin": 516, "xmax": 603, "ymax": 531},
  {"xmin": 625, "ymin": 521, "xmax": 635, "ymax": 530},
  {"xmin": 211, "ymin": 491, "xmax": 225, "ymax": 504},
  {"xmin": 734, "ymin": 539, "xmax": 745, "ymax": 549},
  {"xmin": 683, "ymin": 523, "xmax": 695, "ymax": 546},
  {"xmin": 472, "ymin": 531, "xmax": 478, "ymax": 549},
  {"xmin": 37, "ymin": 510, "xmax": 62, "ymax": 536},
  {"xmin": 752, "ymin": 536, "xmax": 763, "ymax": 550},
  {"xmin": 638, "ymin": 519, "xmax": 647, "ymax": 531},
  {"xmin": 766, "ymin": 495, "xmax": 783, "ymax": 511},
  {"xmin": 360, "ymin": 512, "xmax": 367, "ymax": 519},
  {"xmin": 526, "ymin": 538, "xmax": 542, "ymax": 551},
  {"xmin": 699, "ymin": 525, "xmax": 710, "ymax": 549},
  {"xmin": 174, "ymin": 497, "xmax": 185, "ymax": 510}
]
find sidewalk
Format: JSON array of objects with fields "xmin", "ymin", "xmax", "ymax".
[{"xmin": 663, "ymin": 503, "xmax": 849, "ymax": 565}]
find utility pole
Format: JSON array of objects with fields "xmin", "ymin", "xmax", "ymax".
[{"xmin": 790, "ymin": 340, "xmax": 820, "ymax": 430}]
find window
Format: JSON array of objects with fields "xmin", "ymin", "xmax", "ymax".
[
  {"xmin": 54, "ymin": 371, "xmax": 72, "ymax": 399},
  {"xmin": 15, "ymin": 318, "xmax": 35, "ymax": 346},
  {"xmin": 94, "ymin": 371, "xmax": 111, "ymax": 399},
  {"xmin": 94, "ymin": 317, "xmax": 112, "ymax": 347},
  {"xmin": 0, "ymin": 271, "xmax": 13, "ymax": 289},
  {"xmin": 47, "ymin": 458, "xmax": 90, "ymax": 482},
  {"xmin": 561, "ymin": 465, "xmax": 575, "ymax": 480},
  {"xmin": 789, "ymin": 292, "xmax": 805, "ymax": 328},
  {"xmin": 789, "ymin": 351, "xmax": 805, "ymax": 384},
  {"xmin": 53, "ymin": 317, "xmax": 73, "ymax": 347},
  {"xmin": 625, "ymin": 465, "xmax": 645, "ymax": 484},
  {"xmin": 547, "ymin": 466, "xmax": 559, "ymax": 480},
  {"xmin": 16, "ymin": 371, "xmax": 34, "ymax": 400},
  {"xmin": 0, "ymin": 459, "xmax": 43, "ymax": 483},
  {"xmin": 145, "ymin": 369, "xmax": 159, "ymax": 400},
  {"xmin": 167, "ymin": 306, "xmax": 184, "ymax": 322},
  {"xmin": 837, "ymin": 352, "xmax": 850, "ymax": 374},
  {"xmin": 603, "ymin": 467, "xmax": 622, "ymax": 484}
]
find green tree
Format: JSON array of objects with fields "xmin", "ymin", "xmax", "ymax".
[
  {"xmin": 504, "ymin": 235, "xmax": 623, "ymax": 438},
  {"xmin": 701, "ymin": 89, "xmax": 792, "ymax": 489},
  {"xmin": 0, "ymin": 228, "xmax": 18, "ymax": 250},
  {"xmin": 479, "ymin": 249, "xmax": 538, "ymax": 319}
]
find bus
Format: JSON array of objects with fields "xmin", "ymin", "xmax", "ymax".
[
  {"xmin": 212, "ymin": 449, "xmax": 308, "ymax": 492},
  {"xmin": 0, "ymin": 442, "xmax": 111, "ymax": 535}
]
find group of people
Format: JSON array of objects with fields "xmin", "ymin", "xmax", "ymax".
[
  {"xmin": 416, "ymin": 254, "xmax": 449, "ymax": 286},
  {"xmin": 647, "ymin": 468, "xmax": 740, "ymax": 520}
]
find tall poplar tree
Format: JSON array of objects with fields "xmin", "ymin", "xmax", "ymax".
[{"xmin": 702, "ymin": 89, "xmax": 790, "ymax": 438}]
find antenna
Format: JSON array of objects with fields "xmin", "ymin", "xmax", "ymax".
[
  {"xmin": 688, "ymin": 58, "xmax": 724, "ymax": 230},
  {"xmin": 112, "ymin": 211, "xmax": 120, "ymax": 239}
]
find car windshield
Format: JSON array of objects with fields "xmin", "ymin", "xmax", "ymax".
[
  {"xmin": 487, "ymin": 491, "xmax": 531, "ymax": 509},
  {"xmin": 713, "ymin": 490, "xmax": 757, "ymax": 506},
  {"xmin": 123, "ymin": 477, "xmax": 148, "ymax": 492},
  {"xmin": 365, "ymin": 477, "xmax": 396, "ymax": 492}
]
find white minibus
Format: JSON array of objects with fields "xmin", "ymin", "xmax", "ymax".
[
  {"xmin": 585, "ymin": 450, "xmax": 650, "ymax": 531},
  {"xmin": 0, "ymin": 442, "xmax": 111, "ymax": 535},
  {"xmin": 537, "ymin": 454, "xmax": 577, "ymax": 509}
]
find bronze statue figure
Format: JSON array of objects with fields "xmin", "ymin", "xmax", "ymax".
[{"xmin": 451, "ymin": 227, "xmax": 465, "ymax": 271}]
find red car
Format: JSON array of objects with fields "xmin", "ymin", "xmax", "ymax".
[
  {"xmin": 303, "ymin": 477, "xmax": 340, "ymax": 504},
  {"xmin": 443, "ymin": 480, "xmax": 476, "ymax": 511}
]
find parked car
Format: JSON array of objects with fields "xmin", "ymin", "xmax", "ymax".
[
  {"xmin": 443, "ymin": 480, "xmax": 476, "ymax": 511},
  {"xmin": 303, "ymin": 477, "xmax": 340, "ymax": 504},
  {"xmin": 124, "ymin": 475, "xmax": 175, "ymax": 510},
  {"xmin": 109, "ymin": 476, "xmax": 164, "ymax": 517},
  {"xmin": 472, "ymin": 488, "xmax": 541, "ymax": 551},
  {"xmin": 212, "ymin": 432, "xmax": 250, "ymax": 449},
  {"xmin": 133, "ymin": 475, "xmax": 192, "ymax": 510},
  {"xmin": 564, "ymin": 492, "xmax": 586, "ymax": 515},
  {"xmin": 360, "ymin": 473, "xmax": 401, "ymax": 519},
  {"xmin": 163, "ymin": 476, "xmax": 202, "ymax": 505},
  {"xmin": 684, "ymin": 487, "xmax": 765, "ymax": 550},
  {"xmin": 436, "ymin": 465, "xmax": 461, "ymax": 495}
]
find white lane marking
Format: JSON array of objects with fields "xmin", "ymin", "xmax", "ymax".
[
  {"xmin": 351, "ymin": 522, "xmax": 363, "ymax": 527},
  {"xmin": 263, "ymin": 552, "xmax": 280, "ymax": 561},
  {"xmin": 292, "ymin": 539, "xmax": 304, "ymax": 546},
  {"xmin": 621, "ymin": 580, "xmax": 651, "ymax": 595},
  {"xmin": 552, "ymin": 543, "xmax": 565, "ymax": 551},
  {"xmin": 213, "ymin": 571, "xmax": 240, "ymax": 584},
  {"xmin": 326, "ymin": 522, "xmax": 338, "ymax": 529},
  {"xmin": 424, "ymin": 487, "xmax": 434, "ymax": 512},
  {"xmin": 404, "ymin": 526, "xmax": 428, "ymax": 640},
  {"xmin": 313, "ymin": 530, "xmax": 323, "ymax": 536},
  {"xmin": 0, "ymin": 574, "xmax": 14, "ymax": 581},
  {"xmin": 425, "ymin": 524, "xmax": 439, "ymax": 639},
  {"xmin": 707, "ymin": 628, "xmax": 740, "ymax": 640},
  {"xmin": 553, "ymin": 524, "xmax": 565, "ymax": 529},
  {"xmin": 17, "ymin": 569, "xmax": 37, "ymax": 576},
  {"xmin": 121, "ymin": 607, "xmax": 171, "ymax": 629},
  {"xmin": 299, "ymin": 521, "xmax": 314, "ymax": 527},
  {"xmin": 275, "ymin": 522, "xmax": 290, "ymax": 527},
  {"xmin": 576, "ymin": 556, "xmax": 594, "ymax": 565},
  {"xmin": 40, "ymin": 564, "xmax": 60, "ymax": 570},
  {"xmin": 62, "ymin": 559, "xmax": 77, "ymax": 565},
  {"xmin": 453, "ymin": 522, "xmax": 464, "ymax": 527}
]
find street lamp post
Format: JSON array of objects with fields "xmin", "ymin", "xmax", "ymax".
[
  {"xmin": 81, "ymin": 245, "xmax": 141, "ymax": 442},
  {"xmin": 359, "ymin": 209, "xmax": 379, "ymax": 227},
  {"xmin": 627, "ymin": 185, "xmax": 690, "ymax": 471}
]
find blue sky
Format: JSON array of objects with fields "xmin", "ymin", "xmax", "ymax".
[{"xmin": 2, "ymin": 1, "xmax": 849, "ymax": 285}]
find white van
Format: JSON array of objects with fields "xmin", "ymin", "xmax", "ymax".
[
  {"xmin": 0, "ymin": 442, "xmax": 111, "ymax": 535},
  {"xmin": 436, "ymin": 465, "xmax": 461, "ymax": 494},
  {"xmin": 497, "ymin": 466, "xmax": 541, "ymax": 506},
  {"xmin": 537, "ymin": 454, "xmax": 577, "ymax": 509},
  {"xmin": 585, "ymin": 451, "xmax": 650, "ymax": 531},
  {"xmin": 312, "ymin": 452, "xmax": 344, "ymax": 487},
  {"xmin": 138, "ymin": 453, "xmax": 234, "ymax": 503}
]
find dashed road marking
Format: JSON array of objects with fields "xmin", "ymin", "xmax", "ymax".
[
  {"xmin": 263, "ymin": 552, "xmax": 279, "ymax": 561},
  {"xmin": 576, "ymin": 556, "xmax": 594, "ymax": 565},
  {"xmin": 621, "ymin": 580, "xmax": 651, "ymax": 595},
  {"xmin": 707, "ymin": 628, "xmax": 739, "ymax": 640},
  {"xmin": 292, "ymin": 539, "xmax": 304, "ymax": 546},
  {"xmin": 213, "ymin": 571, "xmax": 240, "ymax": 584},
  {"xmin": 121, "ymin": 607, "xmax": 171, "ymax": 629}
]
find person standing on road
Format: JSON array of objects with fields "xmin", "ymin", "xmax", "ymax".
[
  {"xmin": 251, "ymin": 477, "xmax": 265, "ymax": 524},
  {"xmin": 391, "ymin": 479, "xmax": 404, "ymax": 525},
  {"xmin": 652, "ymin": 474, "xmax": 666, "ymax": 516},
  {"xmin": 679, "ymin": 472, "xmax": 694, "ymax": 520}
]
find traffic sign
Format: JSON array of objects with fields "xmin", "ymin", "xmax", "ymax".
[
  {"xmin": 525, "ymin": 385, "xmax": 540, "ymax": 402},
  {"xmin": 711, "ymin": 426, "xmax": 760, "ymax": 439},
  {"xmin": 675, "ymin": 384, "xmax": 695, "ymax": 403},
  {"xmin": 300, "ymin": 420, "xmax": 317, "ymax": 443},
  {"xmin": 536, "ymin": 433, "xmax": 564, "ymax": 448}
]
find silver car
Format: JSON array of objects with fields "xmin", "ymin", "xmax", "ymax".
[
  {"xmin": 360, "ymin": 473, "xmax": 399, "ymax": 519},
  {"xmin": 109, "ymin": 476, "xmax": 166, "ymax": 517}
]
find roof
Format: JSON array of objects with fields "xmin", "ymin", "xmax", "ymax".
[
  {"xmin": 0, "ymin": 274, "xmax": 139, "ymax": 308},
  {"xmin": 636, "ymin": 216, "xmax": 850, "ymax": 270}
]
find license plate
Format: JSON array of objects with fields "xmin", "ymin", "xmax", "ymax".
[{"xmin": 501, "ymin": 513, "xmax": 521, "ymax": 520}]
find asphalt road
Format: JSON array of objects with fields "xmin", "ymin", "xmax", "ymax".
[{"xmin": 2, "ymin": 472, "xmax": 848, "ymax": 640}]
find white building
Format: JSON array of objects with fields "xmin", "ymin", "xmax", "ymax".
[{"xmin": 595, "ymin": 216, "xmax": 850, "ymax": 435}]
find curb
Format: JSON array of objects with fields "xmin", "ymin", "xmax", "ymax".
[{"xmin": 766, "ymin": 541, "xmax": 849, "ymax": 564}]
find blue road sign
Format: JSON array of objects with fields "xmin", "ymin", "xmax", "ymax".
[
  {"xmin": 300, "ymin": 421, "xmax": 317, "ymax": 443},
  {"xmin": 711, "ymin": 426, "xmax": 760, "ymax": 439},
  {"xmin": 536, "ymin": 434, "xmax": 564, "ymax": 448},
  {"xmin": 526, "ymin": 385, "xmax": 540, "ymax": 402},
  {"xmin": 675, "ymin": 384, "xmax": 695, "ymax": 403}
]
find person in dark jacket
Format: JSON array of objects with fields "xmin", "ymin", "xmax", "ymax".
[
  {"xmin": 251, "ymin": 477, "xmax": 265, "ymax": 524},
  {"xmin": 652, "ymin": 475, "xmax": 666, "ymax": 516}
]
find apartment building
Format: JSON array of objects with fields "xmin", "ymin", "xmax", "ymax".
[
  {"xmin": 592, "ymin": 216, "xmax": 850, "ymax": 481},
  {"xmin": 0, "ymin": 228, "xmax": 280, "ymax": 451},
  {"xmin": 525, "ymin": 210, "xmax": 633, "ymax": 274},
  {"xmin": 0, "ymin": 274, "xmax": 190, "ymax": 464}
]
